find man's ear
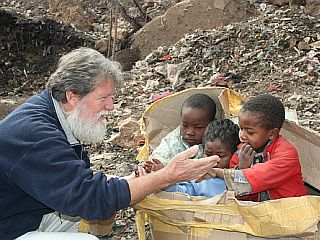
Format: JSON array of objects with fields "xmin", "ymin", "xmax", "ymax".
[
  {"xmin": 269, "ymin": 128, "xmax": 280, "ymax": 141},
  {"xmin": 65, "ymin": 90, "xmax": 80, "ymax": 107}
]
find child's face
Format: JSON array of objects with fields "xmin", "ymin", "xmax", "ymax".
[
  {"xmin": 180, "ymin": 107, "xmax": 211, "ymax": 146},
  {"xmin": 204, "ymin": 139, "xmax": 233, "ymax": 168},
  {"xmin": 238, "ymin": 110, "xmax": 274, "ymax": 150}
]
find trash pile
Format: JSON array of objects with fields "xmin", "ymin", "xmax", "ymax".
[
  {"xmin": 1, "ymin": 2, "xmax": 320, "ymax": 240},
  {"xmin": 91, "ymin": 5, "xmax": 320, "ymax": 239},
  {"xmin": 0, "ymin": 0, "xmax": 178, "ymax": 95},
  {"xmin": 97, "ymin": 5, "xmax": 320, "ymax": 237},
  {"xmin": 128, "ymin": 3, "xmax": 320, "ymax": 133},
  {"xmin": 0, "ymin": 8, "xmax": 95, "ymax": 95}
]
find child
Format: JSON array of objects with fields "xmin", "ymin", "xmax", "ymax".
[
  {"xmin": 206, "ymin": 94, "xmax": 309, "ymax": 201},
  {"xmin": 165, "ymin": 119, "xmax": 240, "ymax": 197},
  {"xmin": 145, "ymin": 93, "xmax": 217, "ymax": 170}
]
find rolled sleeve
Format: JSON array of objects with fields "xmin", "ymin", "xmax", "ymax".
[
  {"xmin": 105, "ymin": 178, "xmax": 131, "ymax": 213},
  {"xmin": 223, "ymin": 169, "xmax": 252, "ymax": 196}
]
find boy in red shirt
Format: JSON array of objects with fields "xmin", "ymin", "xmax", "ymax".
[{"xmin": 199, "ymin": 94, "xmax": 308, "ymax": 201}]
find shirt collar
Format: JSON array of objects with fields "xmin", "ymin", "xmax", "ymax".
[{"xmin": 51, "ymin": 95, "xmax": 80, "ymax": 146}]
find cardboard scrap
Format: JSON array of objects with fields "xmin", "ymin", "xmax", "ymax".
[{"xmin": 135, "ymin": 191, "xmax": 320, "ymax": 240}]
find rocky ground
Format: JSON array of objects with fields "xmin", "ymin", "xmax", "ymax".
[{"xmin": 0, "ymin": 0, "xmax": 320, "ymax": 239}]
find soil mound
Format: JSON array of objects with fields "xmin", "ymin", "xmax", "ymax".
[{"xmin": 0, "ymin": 9, "xmax": 95, "ymax": 95}]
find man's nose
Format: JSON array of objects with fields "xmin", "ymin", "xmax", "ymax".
[{"xmin": 105, "ymin": 98, "xmax": 114, "ymax": 111}]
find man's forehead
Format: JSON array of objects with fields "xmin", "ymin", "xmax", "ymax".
[{"xmin": 95, "ymin": 79, "xmax": 115, "ymax": 90}]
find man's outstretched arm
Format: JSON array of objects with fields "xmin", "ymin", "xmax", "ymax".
[{"xmin": 127, "ymin": 145, "xmax": 220, "ymax": 204}]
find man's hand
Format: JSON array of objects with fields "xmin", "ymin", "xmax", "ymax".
[
  {"xmin": 238, "ymin": 143, "xmax": 256, "ymax": 169},
  {"xmin": 163, "ymin": 145, "xmax": 220, "ymax": 185},
  {"xmin": 143, "ymin": 158, "xmax": 164, "ymax": 172},
  {"xmin": 195, "ymin": 168, "xmax": 217, "ymax": 183},
  {"xmin": 128, "ymin": 145, "xmax": 219, "ymax": 204}
]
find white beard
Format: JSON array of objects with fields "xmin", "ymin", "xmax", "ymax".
[{"xmin": 65, "ymin": 105, "xmax": 107, "ymax": 144}]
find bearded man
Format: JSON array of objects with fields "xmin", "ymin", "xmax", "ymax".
[{"xmin": 0, "ymin": 47, "xmax": 219, "ymax": 240}]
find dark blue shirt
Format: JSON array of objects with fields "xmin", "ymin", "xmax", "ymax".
[{"xmin": 0, "ymin": 90, "xmax": 131, "ymax": 239}]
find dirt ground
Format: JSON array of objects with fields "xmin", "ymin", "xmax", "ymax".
[
  {"xmin": 0, "ymin": 96, "xmax": 27, "ymax": 119},
  {"xmin": 0, "ymin": 0, "xmax": 320, "ymax": 239}
]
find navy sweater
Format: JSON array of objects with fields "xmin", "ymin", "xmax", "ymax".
[{"xmin": 0, "ymin": 90, "xmax": 131, "ymax": 239}]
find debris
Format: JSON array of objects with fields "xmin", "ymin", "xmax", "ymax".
[
  {"xmin": 151, "ymin": 91, "xmax": 172, "ymax": 102},
  {"xmin": 209, "ymin": 73, "xmax": 229, "ymax": 87},
  {"xmin": 112, "ymin": 117, "xmax": 144, "ymax": 149},
  {"xmin": 0, "ymin": 1, "xmax": 320, "ymax": 240},
  {"xmin": 130, "ymin": 2, "xmax": 319, "ymax": 133},
  {"xmin": 268, "ymin": 82, "xmax": 284, "ymax": 92}
]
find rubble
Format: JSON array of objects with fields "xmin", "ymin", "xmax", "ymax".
[
  {"xmin": 132, "ymin": 0, "xmax": 251, "ymax": 58},
  {"xmin": 0, "ymin": 9, "xmax": 95, "ymax": 94},
  {"xmin": 106, "ymin": 116, "xmax": 144, "ymax": 149},
  {"xmin": 129, "ymin": 3, "xmax": 320, "ymax": 133},
  {"xmin": 0, "ymin": 1, "xmax": 320, "ymax": 240},
  {"xmin": 306, "ymin": 0, "xmax": 320, "ymax": 20},
  {"xmin": 0, "ymin": 0, "xmax": 181, "ymax": 93}
]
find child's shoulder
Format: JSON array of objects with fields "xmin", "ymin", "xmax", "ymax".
[
  {"xmin": 275, "ymin": 135, "xmax": 294, "ymax": 145},
  {"xmin": 269, "ymin": 135, "xmax": 297, "ymax": 153}
]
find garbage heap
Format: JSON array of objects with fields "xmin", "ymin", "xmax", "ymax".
[{"xmin": 128, "ymin": 3, "xmax": 320, "ymax": 134}]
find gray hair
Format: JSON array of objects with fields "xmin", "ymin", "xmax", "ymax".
[{"xmin": 46, "ymin": 47, "xmax": 124, "ymax": 103}]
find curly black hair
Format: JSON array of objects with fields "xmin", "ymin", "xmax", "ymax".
[
  {"xmin": 203, "ymin": 119, "xmax": 240, "ymax": 153},
  {"xmin": 181, "ymin": 94, "xmax": 216, "ymax": 122},
  {"xmin": 241, "ymin": 94, "xmax": 285, "ymax": 130}
]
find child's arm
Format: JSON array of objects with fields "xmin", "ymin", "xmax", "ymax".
[
  {"xmin": 223, "ymin": 150, "xmax": 261, "ymax": 197},
  {"xmin": 225, "ymin": 139, "xmax": 306, "ymax": 198},
  {"xmin": 241, "ymin": 144, "xmax": 302, "ymax": 194},
  {"xmin": 194, "ymin": 161, "xmax": 250, "ymax": 195},
  {"xmin": 230, "ymin": 143, "xmax": 256, "ymax": 169},
  {"xmin": 195, "ymin": 167, "xmax": 224, "ymax": 182}
]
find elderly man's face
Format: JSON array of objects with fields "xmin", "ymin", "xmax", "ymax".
[
  {"xmin": 66, "ymin": 79, "xmax": 115, "ymax": 143},
  {"xmin": 81, "ymin": 79, "xmax": 115, "ymax": 122}
]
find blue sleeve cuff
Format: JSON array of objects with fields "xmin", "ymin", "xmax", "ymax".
[{"xmin": 104, "ymin": 177, "xmax": 131, "ymax": 214}]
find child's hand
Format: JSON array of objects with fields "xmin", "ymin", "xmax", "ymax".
[
  {"xmin": 134, "ymin": 164, "xmax": 147, "ymax": 177},
  {"xmin": 144, "ymin": 158, "xmax": 164, "ymax": 172},
  {"xmin": 195, "ymin": 168, "xmax": 217, "ymax": 183},
  {"xmin": 238, "ymin": 143, "xmax": 256, "ymax": 169}
]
